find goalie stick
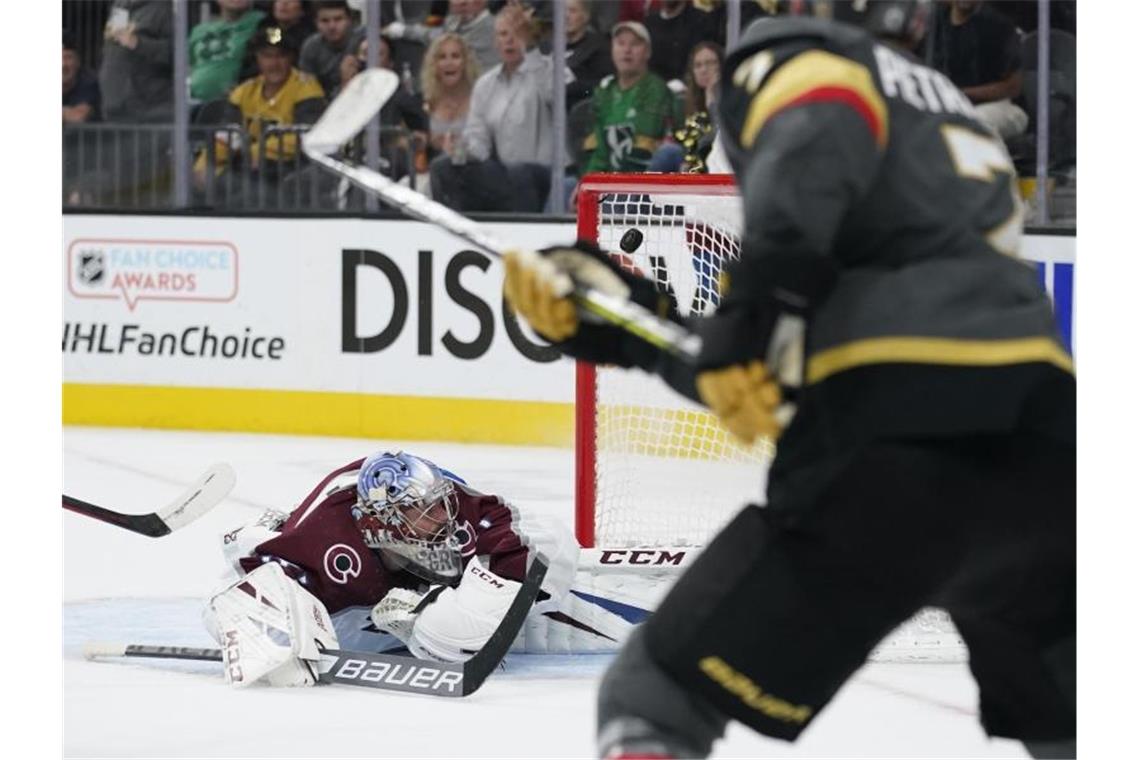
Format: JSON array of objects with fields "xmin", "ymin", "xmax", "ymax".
[
  {"xmin": 84, "ymin": 555, "xmax": 549, "ymax": 697},
  {"xmin": 301, "ymin": 70, "xmax": 800, "ymax": 425},
  {"xmin": 63, "ymin": 463, "xmax": 236, "ymax": 538}
]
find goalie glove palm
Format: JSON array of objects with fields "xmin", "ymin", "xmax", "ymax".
[{"xmin": 370, "ymin": 586, "xmax": 431, "ymax": 644}]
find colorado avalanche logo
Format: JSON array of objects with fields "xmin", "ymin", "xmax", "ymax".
[
  {"xmin": 454, "ymin": 520, "xmax": 477, "ymax": 557},
  {"xmin": 323, "ymin": 543, "xmax": 362, "ymax": 585}
]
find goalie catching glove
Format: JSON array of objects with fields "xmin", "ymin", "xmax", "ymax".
[
  {"xmin": 370, "ymin": 555, "xmax": 522, "ymax": 662},
  {"xmin": 202, "ymin": 562, "xmax": 339, "ymax": 687}
]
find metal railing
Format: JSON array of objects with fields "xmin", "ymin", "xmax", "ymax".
[
  {"xmin": 64, "ymin": 122, "xmax": 417, "ymax": 212},
  {"xmin": 63, "ymin": 123, "xmax": 174, "ymax": 208}
]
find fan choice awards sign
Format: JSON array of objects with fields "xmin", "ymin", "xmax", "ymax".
[{"xmin": 62, "ymin": 214, "xmax": 579, "ymax": 444}]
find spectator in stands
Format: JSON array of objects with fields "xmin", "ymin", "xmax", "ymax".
[
  {"xmin": 78, "ymin": 1, "xmax": 174, "ymax": 206},
  {"xmin": 378, "ymin": 0, "xmax": 451, "ymax": 94},
  {"xmin": 931, "ymin": 0, "xmax": 1028, "ymax": 139},
  {"xmin": 429, "ymin": 4, "xmax": 554, "ymax": 212},
  {"xmin": 99, "ymin": 0, "xmax": 173, "ymax": 123},
  {"xmin": 648, "ymin": 40, "xmax": 722, "ymax": 173},
  {"xmin": 384, "ymin": 0, "xmax": 499, "ymax": 77},
  {"xmin": 189, "ymin": 0, "xmax": 265, "ymax": 101},
  {"xmin": 241, "ymin": 1, "xmax": 317, "ymax": 81},
  {"xmin": 193, "ymin": 25, "xmax": 325, "ymax": 193},
  {"xmin": 617, "ymin": 0, "xmax": 659, "ymax": 23},
  {"xmin": 299, "ymin": 0, "xmax": 364, "ymax": 95},
  {"xmin": 340, "ymin": 35, "xmax": 430, "ymax": 180},
  {"xmin": 565, "ymin": 0, "xmax": 613, "ymax": 107},
  {"xmin": 268, "ymin": 0, "xmax": 316, "ymax": 42},
  {"xmin": 63, "ymin": 31, "xmax": 101, "ymax": 124},
  {"xmin": 579, "ymin": 21, "xmax": 682, "ymax": 177},
  {"xmin": 643, "ymin": 0, "xmax": 720, "ymax": 86},
  {"xmin": 420, "ymin": 32, "xmax": 479, "ymax": 161},
  {"xmin": 63, "ymin": 30, "xmax": 102, "ymax": 205}
]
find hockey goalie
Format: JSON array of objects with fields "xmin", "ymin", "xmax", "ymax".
[{"xmin": 203, "ymin": 450, "xmax": 658, "ymax": 688}]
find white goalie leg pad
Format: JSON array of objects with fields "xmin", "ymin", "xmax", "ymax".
[
  {"xmin": 203, "ymin": 562, "xmax": 339, "ymax": 687},
  {"xmin": 407, "ymin": 556, "xmax": 522, "ymax": 662}
]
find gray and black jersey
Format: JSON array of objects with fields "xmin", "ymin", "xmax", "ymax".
[{"xmin": 693, "ymin": 16, "xmax": 1073, "ymax": 449}]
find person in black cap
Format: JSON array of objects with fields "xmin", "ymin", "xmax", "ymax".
[{"xmin": 193, "ymin": 25, "xmax": 325, "ymax": 192}]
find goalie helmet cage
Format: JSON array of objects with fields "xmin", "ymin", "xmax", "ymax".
[{"xmin": 574, "ymin": 173, "xmax": 966, "ymax": 663}]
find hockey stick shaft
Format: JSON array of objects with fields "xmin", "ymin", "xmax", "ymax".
[
  {"xmin": 63, "ymin": 463, "xmax": 236, "ymax": 537},
  {"xmin": 83, "ymin": 556, "xmax": 549, "ymax": 697}
]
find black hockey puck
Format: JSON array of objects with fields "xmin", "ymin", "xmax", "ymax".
[{"xmin": 619, "ymin": 228, "xmax": 644, "ymax": 253}]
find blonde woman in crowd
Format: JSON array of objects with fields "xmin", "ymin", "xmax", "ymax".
[
  {"xmin": 429, "ymin": 4, "xmax": 555, "ymax": 212},
  {"xmin": 420, "ymin": 32, "xmax": 480, "ymax": 161}
]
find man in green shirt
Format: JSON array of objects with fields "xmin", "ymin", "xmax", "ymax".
[
  {"xmin": 189, "ymin": 0, "xmax": 265, "ymax": 101},
  {"xmin": 581, "ymin": 21, "xmax": 684, "ymax": 175}
]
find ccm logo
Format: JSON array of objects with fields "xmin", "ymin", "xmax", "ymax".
[
  {"xmin": 334, "ymin": 659, "xmax": 464, "ymax": 693},
  {"xmin": 600, "ymin": 550, "xmax": 688, "ymax": 566},
  {"xmin": 223, "ymin": 629, "xmax": 243, "ymax": 683},
  {"xmin": 469, "ymin": 565, "xmax": 504, "ymax": 588}
]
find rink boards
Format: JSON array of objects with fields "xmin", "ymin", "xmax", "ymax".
[{"xmin": 62, "ymin": 214, "xmax": 1076, "ymax": 445}]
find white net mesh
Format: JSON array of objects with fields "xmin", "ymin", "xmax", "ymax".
[
  {"xmin": 588, "ymin": 190, "xmax": 772, "ymax": 548},
  {"xmin": 579, "ymin": 179, "xmax": 965, "ymax": 663}
]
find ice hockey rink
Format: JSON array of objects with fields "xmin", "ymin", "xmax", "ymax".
[{"xmin": 63, "ymin": 426, "xmax": 1033, "ymax": 759}]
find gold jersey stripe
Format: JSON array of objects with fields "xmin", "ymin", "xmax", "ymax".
[
  {"xmin": 807, "ymin": 336, "xmax": 1074, "ymax": 384},
  {"xmin": 741, "ymin": 49, "xmax": 889, "ymax": 149}
]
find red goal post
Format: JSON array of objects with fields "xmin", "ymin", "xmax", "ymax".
[{"xmin": 573, "ymin": 173, "xmax": 770, "ymax": 550}]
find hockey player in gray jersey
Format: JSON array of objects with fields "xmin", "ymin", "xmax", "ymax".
[{"xmin": 503, "ymin": 2, "xmax": 1074, "ymax": 758}]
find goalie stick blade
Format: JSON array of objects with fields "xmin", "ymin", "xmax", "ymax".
[
  {"xmin": 316, "ymin": 650, "xmax": 468, "ymax": 696},
  {"xmin": 302, "ymin": 68, "xmax": 399, "ymax": 156},
  {"xmin": 63, "ymin": 463, "xmax": 235, "ymax": 537}
]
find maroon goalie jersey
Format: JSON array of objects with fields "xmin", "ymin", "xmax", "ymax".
[{"xmin": 234, "ymin": 458, "xmax": 536, "ymax": 615}]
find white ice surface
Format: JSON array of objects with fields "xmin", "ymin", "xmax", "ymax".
[{"xmin": 64, "ymin": 427, "xmax": 1028, "ymax": 758}]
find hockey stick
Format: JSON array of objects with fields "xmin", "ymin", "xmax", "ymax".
[
  {"xmin": 63, "ymin": 463, "xmax": 236, "ymax": 538},
  {"xmin": 301, "ymin": 69, "xmax": 702, "ymax": 362},
  {"xmin": 83, "ymin": 555, "xmax": 548, "ymax": 697},
  {"xmin": 305, "ymin": 70, "xmax": 798, "ymax": 425}
]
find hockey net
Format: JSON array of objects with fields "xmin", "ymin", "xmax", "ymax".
[{"xmin": 574, "ymin": 173, "xmax": 966, "ymax": 663}]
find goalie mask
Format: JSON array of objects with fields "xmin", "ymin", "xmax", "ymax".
[{"xmin": 353, "ymin": 451, "xmax": 463, "ymax": 584}]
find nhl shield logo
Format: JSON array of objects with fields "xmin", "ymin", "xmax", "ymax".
[{"xmin": 77, "ymin": 250, "xmax": 104, "ymax": 285}]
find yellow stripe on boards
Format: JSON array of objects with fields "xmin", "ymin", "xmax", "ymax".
[
  {"xmin": 63, "ymin": 384, "xmax": 574, "ymax": 447},
  {"xmin": 807, "ymin": 336, "xmax": 1074, "ymax": 384}
]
